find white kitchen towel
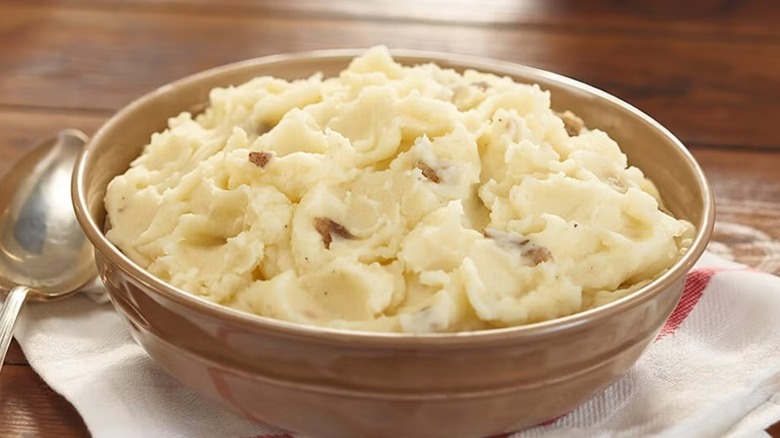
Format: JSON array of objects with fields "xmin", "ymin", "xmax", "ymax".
[{"xmin": 12, "ymin": 251, "xmax": 780, "ymax": 438}]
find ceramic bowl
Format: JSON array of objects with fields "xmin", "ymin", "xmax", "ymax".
[{"xmin": 73, "ymin": 49, "xmax": 714, "ymax": 438}]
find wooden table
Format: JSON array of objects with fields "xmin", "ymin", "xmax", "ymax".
[{"xmin": 1, "ymin": 0, "xmax": 779, "ymax": 436}]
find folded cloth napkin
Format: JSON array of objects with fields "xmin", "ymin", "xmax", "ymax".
[{"xmin": 12, "ymin": 251, "xmax": 780, "ymax": 438}]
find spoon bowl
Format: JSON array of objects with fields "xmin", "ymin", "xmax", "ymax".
[{"xmin": 0, "ymin": 130, "xmax": 97, "ymax": 372}]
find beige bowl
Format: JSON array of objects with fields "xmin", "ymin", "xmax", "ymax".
[{"xmin": 73, "ymin": 50, "xmax": 714, "ymax": 438}]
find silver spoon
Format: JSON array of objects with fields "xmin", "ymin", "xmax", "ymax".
[{"xmin": 0, "ymin": 130, "xmax": 97, "ymax": 374}]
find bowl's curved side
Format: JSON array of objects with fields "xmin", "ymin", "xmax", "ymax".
[{"xmin": 101, "ymin": 251, "xmax": 683, "ymax": 437}]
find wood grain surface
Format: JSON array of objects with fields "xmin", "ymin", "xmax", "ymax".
[
  {"xmin": 0, "ymin": 366, "xmax": 89, "ymax": 437},
  {"xmin": 2, "ymin": 4, "xmax": 780, "ymax": 149},
  {"xmin": 0, "ymin": 0, "xmax": 778, "ymax": 436}
]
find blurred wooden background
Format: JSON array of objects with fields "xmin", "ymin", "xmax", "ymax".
[{"xmin": 1, "ymin": 0, "xmax": 779, "ymax": 436}]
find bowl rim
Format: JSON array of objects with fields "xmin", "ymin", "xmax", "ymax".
[{"xmin": 72, "ymin": 48, "xmax": 715, "ymax": 347}]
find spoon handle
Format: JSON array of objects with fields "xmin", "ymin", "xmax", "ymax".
[{"xmin": 0, "ymin": 285, "xmax": 29, "ymax": 375}]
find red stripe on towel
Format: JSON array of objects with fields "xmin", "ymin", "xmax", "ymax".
[{"xmin": 656, "ymin": 267, "xmax": 719, "ymax": 339}]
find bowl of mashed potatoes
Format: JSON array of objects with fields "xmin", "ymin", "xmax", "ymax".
[{"xmin": 73, "ymin": 47, "xmax": 713, "ymax": 438}]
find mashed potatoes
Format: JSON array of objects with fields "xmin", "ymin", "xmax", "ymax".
[{"xmin": 105, "ymin": 47, "xmax": 694, "ymax": 333}]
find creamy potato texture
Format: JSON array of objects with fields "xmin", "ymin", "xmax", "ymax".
[{"xmin": 105, "ymin": 47, "xmax": 694, "ymax": 333}]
